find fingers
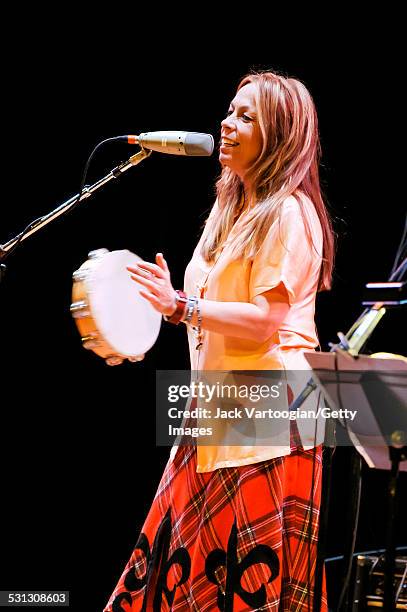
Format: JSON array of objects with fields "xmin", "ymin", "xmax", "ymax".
[
  {"xmin": 134, "ymin": 260, "xmax": 166, "ymax": 278},
  {"xmin": 127, "ymin": 253, "xmax": 169, "ymax": 279},
  {"xmin": 126, "ymin": 255, "xmax": 172, "ymax": 316},
  {"xmin": 129, "ymin": 272, "xmax": 159, "ymax": 294},
  {"xmin": 156, "ymin": 252, "xmax": 169, "ymax": 273},
  {"xmin": 138, "ymin": 290, "xmax": 162, "ymax": 311},
  {"xmin": 127, "ymin": 265, "xmax": 156, "ymax": 280}
]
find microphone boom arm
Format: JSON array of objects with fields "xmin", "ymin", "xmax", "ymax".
[{"xmin": 0, "ymin": 148, "xmax": 151, "ymax": 261}]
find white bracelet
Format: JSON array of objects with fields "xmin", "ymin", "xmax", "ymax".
[{"xmin": 183, "ymin": 296, "xmax": 196, "ymax": 324}]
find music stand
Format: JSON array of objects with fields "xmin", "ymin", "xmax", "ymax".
[{"xmin": 304, "ymin": 351, "xmax": 407, "ymax": 611}]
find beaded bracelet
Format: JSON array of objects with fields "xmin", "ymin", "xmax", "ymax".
[{"xmin": 167, "ymin": 294, "xmax": 204, "ymax": 350}]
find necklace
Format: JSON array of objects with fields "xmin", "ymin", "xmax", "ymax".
[{"xmin": 193, "ymin": 194, "xmax": 250, "ymax": 354}]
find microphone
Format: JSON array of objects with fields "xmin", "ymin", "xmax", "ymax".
[{"xmin": 125, "ymin": 131, "xmax": 214, "ymax": 156}]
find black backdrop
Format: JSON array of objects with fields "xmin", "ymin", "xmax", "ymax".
[{"xmin": 0, "ymin": 34, "xmax": 405, "ymax": 611}]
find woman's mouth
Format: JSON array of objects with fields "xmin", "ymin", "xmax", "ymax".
[{"xmin": 221, "ymin": 137, "xmax": 239, "ymax": 147}]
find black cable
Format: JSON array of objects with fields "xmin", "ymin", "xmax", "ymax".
[
  {"xmin": 68, "ymin": 136, "xmax": 129, "ymax": 216},
  {"xmin": 337, "ymin": 451, "xmax": 362, "ymax": 611},
  {"xmin": 333, "ymin": 351, "xmax": 363, "ymax": 611}
]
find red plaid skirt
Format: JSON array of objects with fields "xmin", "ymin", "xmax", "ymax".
[{"xmin": 104, "ymin": 441, "xmax": 327, "ymax": 611}]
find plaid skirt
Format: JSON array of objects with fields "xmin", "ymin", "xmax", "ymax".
[{"xmin": 104, "ymin": 436, "xmax": 327, "ymax": 612}]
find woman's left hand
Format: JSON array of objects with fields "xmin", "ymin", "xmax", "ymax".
[{"xmin": 127, "ymin": 253, "xmax": 177, "ymax": 316}]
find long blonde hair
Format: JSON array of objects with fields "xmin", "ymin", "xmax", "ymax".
[{"xmin": 201, "ymin": 70, "xmax": 335, "ymax": 291}]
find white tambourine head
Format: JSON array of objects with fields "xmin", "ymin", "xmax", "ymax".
[{"xmin": 87, "ymin": 250, "xmax": 162, "ymax": 357}]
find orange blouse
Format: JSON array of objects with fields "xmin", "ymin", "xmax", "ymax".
[{"xmin": 181, "ymin": 194, "xmax": 325, "ymax": 472}]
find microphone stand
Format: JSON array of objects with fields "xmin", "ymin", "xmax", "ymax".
[{"xmin": 0, "ymin": 148, "xmax": 151, "ymax": 275}]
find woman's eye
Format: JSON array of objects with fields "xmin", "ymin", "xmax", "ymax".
[{"xmin": 224, "ymin": 111, "xmax": 253, "ymax": 121}]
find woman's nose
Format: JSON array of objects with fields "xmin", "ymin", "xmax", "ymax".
[{"xmin": 221, "ymin": 115, "xmax": 235, "ymax": 130}]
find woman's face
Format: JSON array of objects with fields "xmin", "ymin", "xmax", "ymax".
[{"xmin": 219, "ymin": 82, "xmax": 262, "ymax": 184}]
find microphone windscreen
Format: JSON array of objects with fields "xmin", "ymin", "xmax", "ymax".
[{"xmin": 184, "ymin": 132, "xmax": 214, "ymax": 156}]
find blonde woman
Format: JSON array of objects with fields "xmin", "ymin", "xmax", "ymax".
[{"xmin": 105, "ymin": 70, "xmax": 335, "ymax": 611}]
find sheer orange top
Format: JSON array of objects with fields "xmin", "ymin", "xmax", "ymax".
[{"xmin": 182, "ymin": 194, "xmax": 324, "ymax": 472}]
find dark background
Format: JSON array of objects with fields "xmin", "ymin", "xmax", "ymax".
[{"xmin": 0, "ymin": 27, "xmax": 405, "ymax": 612}]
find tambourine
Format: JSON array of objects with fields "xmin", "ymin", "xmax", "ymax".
[{"xmin": 70, "ymin": 248, "xmax": 161, "ymax": 365}]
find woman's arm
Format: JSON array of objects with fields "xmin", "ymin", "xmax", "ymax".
[
  {"xmin": 127, "ymin": 254, "xmax": 290, "ymax": 344},
  {"xmin": 188, "ymin": 286, "xmax": 289, "ymax": 343}
]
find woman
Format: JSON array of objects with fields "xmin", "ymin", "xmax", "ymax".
[{"xmin": 104, "ymin": 70, "xmax": 334, "ymax": 611}]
